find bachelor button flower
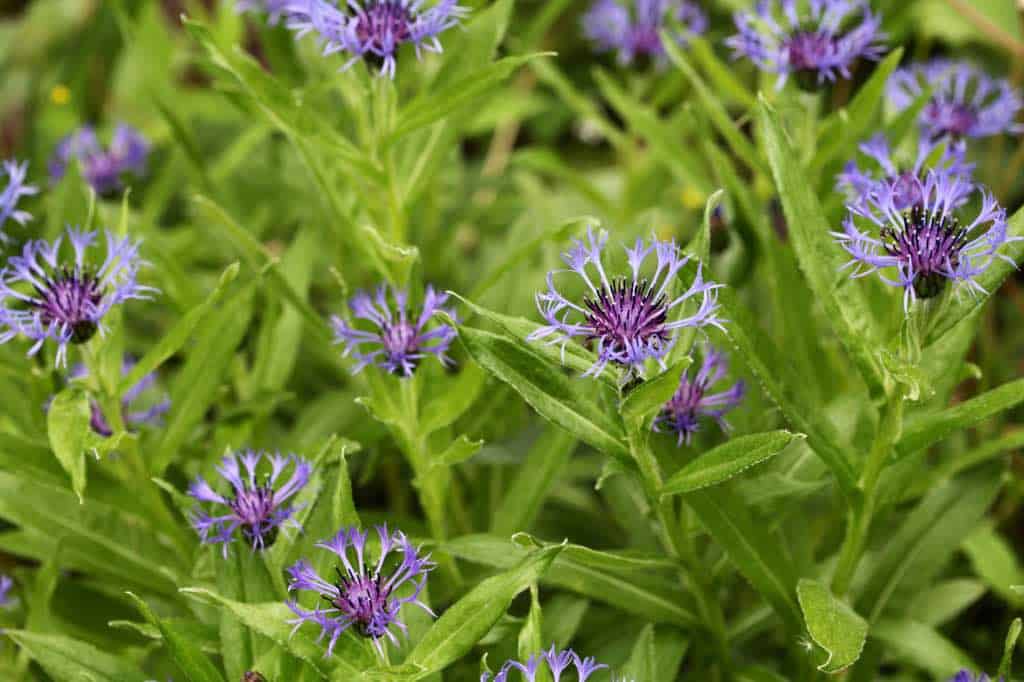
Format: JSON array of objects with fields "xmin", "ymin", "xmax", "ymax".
[
  {"xmin": 67, "ymin": 357, "xmax": 170, "ymax": 436},
  {"xmin": 726, "ymin": 0, "xmax": 886, "ymax": 90},
  {"xmin": 0, "ymin": 160, "xmax": 38, "ymax": 243},
  {"xmin": 188, "ymin": 450, "xmax": 312, "ymax": 556},
  {"xmin": 482, "ymin": 646, "xmax": 610, "ymax": 682},
  {"xmin": 529, "ymin": 227, "xmax": 723, "ymax": 380},
  {"xmin": 834, "ymin": 171, "xmax": 1020, "ymax": 310},
  {"xmin": 331, "ymin": 284, "xmax": 456, "ymax": 377},
  {"xmin": 949, "ymin": 673, "xmax": 991, "ymax": 682},
  {"xmin": 888, "ymin": 60, "xmax": 1023, "ymax": 141},
  {"xmin": 283, "ymin": 0, "xmax": 469, "ymax": 79},
  {"xmin": 286, "ymin": 525, "xmax": 435, "ymax": 656},
  {"xmin": 837, "ymin": 134, "xmax": 974, "ymax": 211},
  {"xmin": 49, "ymin": 124, "xmax": 149, "ymax": 196},
  {"xmin": 654, "ymin": 344, "xmax": 745, "ymax": 446},
  {"xmin": 581, "ymin": 0, "xmax": 708, "ymax": 66},
  {"xmin": 0, "ymin": 575, "xmax": 13, "ymax": 608},
  {"xmin": 0, "ymin": 227, "xmax": 154, "ymax": 367}
]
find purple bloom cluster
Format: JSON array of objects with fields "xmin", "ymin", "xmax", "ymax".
[
  {"xmin": 834, "ymin": 171, "xmax": 1018, "ymax": 310},
  {"xmin": 726, "ymin": 0, "xmax": 885, "ymax": 89},
  {"xmin": 888, "ymin": 60, "xmax": 1023, "ymax": 141},
  {"xmin": 654, "ymin": 344, "xmax": 745, "ymax": 446},
  {"xmin": 332, "ymin": 284, "xmax": 456, "ymax": 377},
  {"xmin": 581, "ymin": 0, "xmax": 708, "ymax": 66},
  {"xmin": 286, "ymin": 524, "xmax": 434, "ymax": 656},
  {"xmin": 529, "ymin": 228, "xmax": 723, "ymax": 380},
  {"xmin": 0, "ymin": 160, "xmax": 38, "ymax": 243},
  {"xmin": 283, "ymin": 0, "xmax": 469, "ymax": 78},
  {"xmin": 49, "ymin": 124, "xmax": 149, "ymax": 196},
  {"xmin": 949, "ymin": 673, "xmax": 991, "ymax": 682},
  {"xmin": 837, "ymin": 134, "xmax": 974, "ymax": 211},
  {"xmin": 68, "ymin": 357, "xmax": 170, "ymax": 436},
  {"xmin": 0, "ymin": 227, "xmax": 154, "ymax": 367},
  {"xmin": 189, "ymin": 450, "xmax": 312, "ymax": 556},
  {"xmin": 481, "ymin": 646, "xmax": 611, "ymax": 682}
]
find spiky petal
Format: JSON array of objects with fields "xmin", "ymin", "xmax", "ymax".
[
  {"xmin": 50, "ymin": 124, "xmax": 149, "ymax": 195},
  {"xmin": 654, "ymin": 344, "xmax": 746, "ymax": 446},
  {"xmin": 0, "ymin": 160, "xmax": 38, "ymax": 243},
  {"xmin": 67, "ymin": 356, "xmax": 170, "ymax": 436},
  {"xmin": 582, "ymin": 0, "xmax": 708, "ymax": 66},
  {"xmin": 481, "ymin": 646, "xmax": 611, "ymax": 682}
]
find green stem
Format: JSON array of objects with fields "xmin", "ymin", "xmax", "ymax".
[{"xmin": 831, "ymin": 391, "xmax": 904, "ymax": 596}]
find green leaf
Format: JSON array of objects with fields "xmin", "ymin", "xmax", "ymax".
[
  {"xmin": 797, "ymin": 578, "xmax": 868, "ymax": 673},
  {"xmin": 962, "ymin": 525, "xmax": 1024, "ymax": 606},
  {"xmin": 420, "ymin": 362, "xmax": 487, "ymax": 435},
  {"xmin": 894, "ymin": 378, "xmax": 1024, "ymax": 462},
  {"xmin": 998, "ymin": 617, "xmax": 1022, "ymax": 679},
  {"xmin": 871, "ymin": 619, "xmax": 976, "ymax": 678},
  {"xmin": 7, "ymin": 630, "xmax": 149, "ymax": 681},
  {"xmin": 127, "ymin": 592, "xmax": 226, "ymax": 682},
  {"xmin": 662, "ymin": 431, "xmax": 804, "ymax": 495},
  {"xmin": 455, "ymin": 325, "xmax": 629, "ymax": 461},
  {"xmin": 927, "ymin": 205, "xmax": 1024, "ymax": 345},
  {"xmin": 182, "ymin": 588, "xmax": 376, "ymax": 679},
  {"xmin": 433, "ymin": 435, "xmax": 484, "ymax": 468},
  {"xmin": 517, "ymin": 587, "xmax": 544, "ymax": 666},
  {"xmin": 623, "ymin": 625, "xmax": 689, "ymax": 682},
  {"xmin": 688, "ymin": 36, "xmax": 755, "ymax": 109},
  {"xmin": 620, "ymin": 358, "xmax": 692, "ymax": 422},
  {"xmin": 686, "ymin": 485, "xmax": 802, "ymax": 632},
  {"xmin": 120, "ymin": 262, "xmax": 240, "ymax": 393},
  {"xmin": 906, "ymin": 579, "xmax": 985, "ymax": 626},
  {"xmin": 46, "ymin": 386, "xmax": 92, "ymax": 502},
  {"xmin": 406, "ymin": 543, "xmax": 564, "ymax": 674},
  {"xmin": 757, "ymin": 97, "xmax": 884, "ymax": 394},
  {"xmin": 491, "ymin": 426, "xmax": 576, "ymax": 537},
  {"xmin": 859, "ymin": 464, "xmax": 1003, "ymax": 621}
]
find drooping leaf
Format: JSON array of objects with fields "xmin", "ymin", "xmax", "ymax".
[{"xmin": 797, "ymin": 578, "xmax": 869, "ymax": 673}]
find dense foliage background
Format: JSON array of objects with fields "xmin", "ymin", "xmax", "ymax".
[{"xmin": 1, "ymin": 0, "xmax": 1024, "ymax": 680}]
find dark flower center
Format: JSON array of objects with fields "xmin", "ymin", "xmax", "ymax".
[
  {"xmin": 629, "ymin": 25, "xmax": 663, "ymax": 55},
  {"xmin": 230, "ymin": 484, "xmax": 277, "ymax": 543},
  {"xmin": 881, "ymin": 205, "xmax": 968, "ymax": 299},
  {"xmin": 355, "ymin": 2, "xmax": 413, "ymax": 49},
  {"xmin": 927, "ymin": 99, "xmax": 979, "ymax": 139},
  {"xmin": 583, "ymin": 277, "xmax": 670, "ymax": 363},
  {"xmin": 333, "ymin": 568, "xmax": 392, "ymax": 639},
  {"xmin": 35, "ymin": 268, "xmax": 104, "ymax": 344},
  {"xmin": 785, "ymin": 30, "xmax": 835, "ymax": 71}
]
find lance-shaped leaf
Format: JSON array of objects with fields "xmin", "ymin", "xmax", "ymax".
[
  {"xmin": 797, "ymin": 578, "xmax": 868, "ymax": 673},
  {"xmin": 127, "ymin": 592, "xmax": 225, "ymax": 682},
  {"xmin": 7, "ymin": 631, "xmax": 149, "ymax": 682},
  {"xmin": 46, "ymin": 386, "xmax": 92, "ymax": 502},
  {"xmin": 662, "ymin": 431, "xmax": 804, "ymax": 495},
  {"xmin": 621, "ymin": 358, "xmax": 693, "ymax": 423}
]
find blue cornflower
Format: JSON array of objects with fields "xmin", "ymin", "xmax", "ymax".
[
  {"xmin": 482, "ymin": 646, "xmax": 611, "ymax": 682},
  {"xmin": 949, "ymin": 673, "xmax": 991, "ymax": 682},
  {"xmin": 283, "ymin": 0, "xmax": 469, "ymax": 78},
  {"xmin": 68, "ymin": 357, "xmax": 170, "ymax": 436},
  {"xmin": 49, "ymin": 124, "xmax": 149, "ymax": 196},
  {"xmin": 834, "ymin": 171, "xmax": 1020, "ymax": 310},
  {"xmin": 331, "ymin": 284, "xmax": 456, "ymax": 377},
  {"xmin": 0, "ymin": 227, "xmax": 154, "ymax": 367},
  {"xmin": 726, "ymin": 0, "xmax": 886, "ymax": 90},
  {"xmin": 889, "ymin": 60, "xmax": 1023, "ymax": 141},
  {"xmin": 529, "ymin": 227, "xmax": 723, "ymax": 380},
  {"xmin": 837, "ymin": 134, "xmax": 974, "ymax": 211},
  {"xmin": 0, "ymin": 160, "xmax": 38, "ymax": 243},
  {"xmin": 0, "ymin": 575, "xmax": 13, "ymax": 608},
  {"xmin": 188, "ymin": 450, "xmax": 312, "ymax": 556},
  {"xmin": 582, "ymin": 0, "xmax": 708, "ymax": 66},
  {"xmin": 654, "ymin": 344, "xmax": 745, "ymax": 446},
  {"xmin": 286, "ymin": 525, "xmax": 435, "ymax": 656}
]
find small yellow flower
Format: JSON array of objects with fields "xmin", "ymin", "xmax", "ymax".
[{"xmin": 50, "ymin": 85, "xmax": 71, "ymax": 105}]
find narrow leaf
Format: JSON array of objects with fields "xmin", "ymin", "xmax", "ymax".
[
  {"xmin": 797, "ymin": 578, "xmax": 868, "ymax": 673},
  {"xmin": 662, "ymin": 431, "xmax": 804, "ymax": 495},
  {"xmin": 46, "ymin": 387, "xmax": 92, "ymax": 501}
]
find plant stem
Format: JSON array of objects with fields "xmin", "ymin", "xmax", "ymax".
[{"xmin": 831, "ymin": 390, "xmax": 904, "ymax": 596}]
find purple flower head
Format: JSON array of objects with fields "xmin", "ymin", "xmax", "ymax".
[
  {"xmin": 582, "ymin": 0, "xmax": 708, "ymax": 66},
  {"xmin": 67, "ymin": 356, "xmax": 170, "ymax": 436},
  {"xmin": 888, "ymin": 60, "xmax": 1023, "ymax": 141},
  {"xmin": 481, "ymin": 646, "xmax": 610, "ymax": 682},
  {"xmin": 726, "ymin": 0, "xmax": 886, "ymax": 90},
  {"xmin": 283, "ymin": 0, "xmax": 469, "ymax": 79},
  {"xmin": 528, "ymin": 227, "xmax": 724, "ymax": 380},
  {"xmin": 949, "ymin": 673, "xmax": 991, "ymax": 682},
  {"xmin": 0, "ymin": 227, "xmax": 155, "ymax": 367},
  {"xmin": 0, "ymin": 160, "xmax": 38, "ymax": 243},
  {"xmin": 0, "ymin": 575, "xmax": 13, "ymax": 608},
  {"xmin": 49, "ymin": 124, "xmax": 149, "ymax": 195},
  {"xmin": 237, "ymin": 0, "xmax": 294, "ymax": 23},
  {"xmin": 331, "ymin": 284, "xmax": 456, "ymax": 378},
  {"xmin": 188, "ymin": 450, "xmax": 312, "ymax": 556},
  {"xmin": 286, "ymin": 524, "xmax": 435, "ymax": 656},
  {"xmin": 654, "ymin": 344, "xmax": 746, "ymax": 445},
  {"xmin": 837, "ymin": 134, "xmax": 974, "ymax": 211},
  {"xmin": 834, "ymin": 171, "xmax": 1021, "ymax": 311}
]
